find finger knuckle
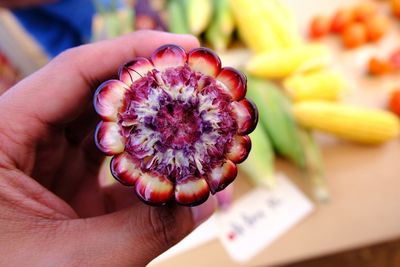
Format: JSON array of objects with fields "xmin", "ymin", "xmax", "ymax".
[
  {"xmin": 133, "ymin": 29, "xmax": 155, "ymax": 36},
  {"xmin": 55, "ymin": 45, "xmax": 89, "ymax": 63},
  {"xmin": 55, "ymin": 47, "xmax": 78, "ymax": 62}
]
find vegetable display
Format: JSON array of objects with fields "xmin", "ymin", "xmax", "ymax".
[{"xmin": 88, "ymin": 0, "xmax": 398, "ymax": 203}]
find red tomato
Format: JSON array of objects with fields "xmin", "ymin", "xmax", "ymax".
[
  {"xmin": 389, "ymin": 49, "xmax": 400, "ymax": 70},
  {"xmin": 391, "ymin": 0, "xmax": 400, "ymax": 18},
  {"xmin": 331, "ymin": 8, "xmax": 354, "ymax": 33},
  {"xmin": 342, "ymin": 22, "xmax": 367, "ymax": 49},
  {"xmin": 368, "ymin": 57, "xmax": 393, "ymax": 76},
  {"xmin": 389, "ymin": 89, "xmax": 400, "ymax": 116},
  {"xmin": 365, "ymin": 15, "xmax": 390, "ymax": 42},
  {"xmin": 309, "ymin": 16, "xmax": 331, "ymax": 39},
  {"xmin": 353, "ymin": 2, "xmax": 377, "ymax": 22}
]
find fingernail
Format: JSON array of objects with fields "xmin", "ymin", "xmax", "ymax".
[
  {"xmin": 191, "ymin": 197, "xmax": 216, "ymax": 227},
  {"xmin": 216, "ymin": 185, "xmax": 234, "ymax": 211}
]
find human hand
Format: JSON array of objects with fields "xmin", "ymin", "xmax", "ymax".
[{"xmin": 0, "ymin": 31, "xmax": 232, "ymax": 266}]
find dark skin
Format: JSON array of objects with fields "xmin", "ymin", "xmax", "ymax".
[{"xmin": 0, "ymin": 31, "xmax": 230, "ymax": 266}]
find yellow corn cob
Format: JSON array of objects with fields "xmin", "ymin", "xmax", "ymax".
[
  {"xmin": 229, "ymin": 0, "xmax": 281, "ymax": 53},
  {"xmin": 293, "ymin": 55, "xmax": 331, "ymax": 74},
  {"xmin": 246, "ymin": 44, "xmax": 329, "ymax": 79},
  {"xmin": 269, "ymin": 0, "xmax": 295, "ymax": 23},
  {"xmin": 254, "ymin": 0, "xmax": 302, "ymax": 48},
  {"xmin": 284, "ymin": 70, "xmax": 344, "ymax": 102},
  {"xmin": 293, "ymin": 101, "xmax": 400, "ymax": 144},
  {"xmin": 186, "ymin": 0, "xmax": 213, "ymax": 35}
]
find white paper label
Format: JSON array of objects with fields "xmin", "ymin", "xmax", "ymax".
[{"xmin": 216, "ymin": 173, "xmax": 314, "ymax": 262}]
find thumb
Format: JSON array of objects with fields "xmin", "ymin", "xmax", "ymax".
[{"xmin": 66, "ymin": 197, "xmax": 217, "ymax": 266}]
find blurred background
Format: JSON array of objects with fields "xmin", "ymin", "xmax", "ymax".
[{"xmin": 1, "ymin": 0, "xmax": 400, "ymax": 266}]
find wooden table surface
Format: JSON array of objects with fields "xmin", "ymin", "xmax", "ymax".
[
  {"xmin": 154, "ymin": 139, "xmax": 400, "ymax": 267},
  {"xmin": 287, "ymin": 238, "xmax": 400, "ymax": 267}
]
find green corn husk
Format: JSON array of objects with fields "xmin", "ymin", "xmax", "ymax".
[
  {"xmin": 246, "ymin": 75, "xmax": 305, "ymax": 169},
  {"xmin": 167, "ymin": 0, "xmax": 190, "ymax": 34},
  {"xmin": 205, "ymin": 0, "xmax": 234, "ymax": 51},
  {"xmin": 239, "ymin": 124, "xmax": 276, "ymax": 188},
  {"xmin": 298, "ymin": 128, "xmax": 330, "ymax": 203},
  {"xmin": 247, "ymin": 75, "xmax": 329, "ymax": 202}
]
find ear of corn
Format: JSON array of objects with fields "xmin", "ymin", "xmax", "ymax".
[
  {"xmin": 254, "ymin": 0, "xmax": 302, "ymax": 48},
  {"xmin": 284, "ymin": 70, "xmax": 344, "ymax": 102},
  {"xmin": 167, "ymin": 0, "xmax": 190, "ymax": 34},
  {"xmin": 205, "ymin": 0, "xmax": 235, "ymax": 51},
  {"xmin": 246, "ymin": 44, "xmax": 329, "ymax": 79},
  {"xmin": 239, "ymin": 123, "xmax": 276, "ymax": 188},
  {"xmin": 186, "ymin": 0, "xmax": 213, "ymax": 35},
  {"xmin": 270, "ymin": 0, "xmax": 295, "ymax": 23},
  {"xmin": 247, "ymin": 75, "xmax": 306, "ymax": 169},
  {"xmin": 229, "ymin": 0, "xmax": 281, "ymax": 53},
  {"xmin": 293, "ymin": 101, "xmax": 400, "ymax": 144},
  {"xmin": 293, "ymin": 55, "xmax": 332, "ymax": 74}
]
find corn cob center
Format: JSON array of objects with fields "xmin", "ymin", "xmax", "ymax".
[{"xmin": 119, "ymin": 65, "xmax": 237, "ymax": 182}]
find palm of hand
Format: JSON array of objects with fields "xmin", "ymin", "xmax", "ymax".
[
  {"xmin": 0, "ymin": 54, "xmax": 131, "ymax": 220},
  {"xmin": 0, "ymin": 32, "xmax": 221, "ymax": 266}
]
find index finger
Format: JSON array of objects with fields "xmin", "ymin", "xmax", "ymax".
[{"xmin": 0, "ymin": 31, "xmax": 199, "ymax": 127}]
